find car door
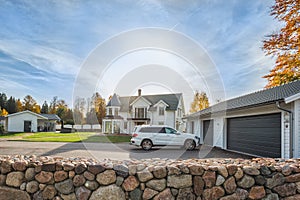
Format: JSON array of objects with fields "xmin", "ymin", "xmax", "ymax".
[
  {"xmin": 148, "ymin": 127, "xmax": 165, "ymax": 145},
  {"xmin": 164, "ymin": 127, "xmax": 182, "ymax": 145},
  {"xmin": 154, "ymin": 127, "xmax": 170, "ymax": 145}
]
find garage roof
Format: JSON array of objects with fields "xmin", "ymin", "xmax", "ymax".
[
  {"xmin": 6, "ymin": 110, "xmax": 61, "ymax": 121},
  {"xmin": 190, "ymin": 80, "xmax": 300, "ymax": 116}
]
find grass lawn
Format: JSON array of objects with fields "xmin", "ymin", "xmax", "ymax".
[{"xmin": 0, "ymin": 132, "xmax": 131, "ymax": 143}]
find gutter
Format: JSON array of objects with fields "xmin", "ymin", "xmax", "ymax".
[{"xmin": 276, "ymin": 101, "xmax": 294, "ymax": 158}]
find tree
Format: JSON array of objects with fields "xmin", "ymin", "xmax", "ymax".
[
  {"xmin": 0, "ymin": 93, "xmax": 7, "ymax": 110},
  {"xmin": 32, "ymin": 104, "xmax": 41, "ymax": 114},
  {"xmin": 64, "ymin": 108, "xmax": 74, "ymax": 125},
  {"xmin": 263, "ymin": 0, "xmax": 300, "ymax": 88},
  {"xmin": 74, "ymin": 97, "xmax": 86, "ymax": 124},
  {"xmin": 56, "ymin": 99, "xmax": 68, "ymax": 120},
  {"xmin": 91, "ymin": 92, "xmax": 106, "ymax": 124},
  {"xmin": 0, "ymin": 108, "xmax": 8, "ymax": 116},
  {"xmin": 16, "ymin": 99, "xmax": 23, "ymax": 112},
  {"xmin": 190, "ymin": 91, "xmax": 209, "ymax": 113},
  {"xmin": 23, "ymin": 95, "xmax": 40, "ymax": 112},
  {"xmin": 6, "ymin": 96, "xmax": 17, "ymax": 114},
  {"xmin": 41, "ymin": 101, "xmax": 49, "ymax": 114},
  {"xmin": 49, "ymin": 96, "xmax": 58, "ymax": 114}
]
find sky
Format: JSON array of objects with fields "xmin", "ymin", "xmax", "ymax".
[{"xmin": 0, "ymin": 0, "xmax": 280, "ymax": 111}]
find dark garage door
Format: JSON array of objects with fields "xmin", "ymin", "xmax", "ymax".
[
  {"xmin": 227, "ymin": 113, "xmax": 281, "ymax": 158},
  {"xmin": 203, "ymin": 120, "xmax": 213, "ymax": 146}
]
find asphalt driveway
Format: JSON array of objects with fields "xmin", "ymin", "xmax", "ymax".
[{"xmin": 0, "ymin": 141, "xmax": 253, "ymax": 160}]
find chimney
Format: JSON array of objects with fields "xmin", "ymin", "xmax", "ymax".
[{"xmin": 138, "ymin": 89, "xmax": 142, "ymax": 96}]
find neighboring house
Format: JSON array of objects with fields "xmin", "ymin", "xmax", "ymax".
[
  {"xmin": 6, "ymin": 110, "xmax": 61, "ymax": 132},
  {"xmin": 185, "ymin": 80, "xmax": 300, "ymax": 159},
  {"xmin": 102, "ymin": 89, "xmax": 185, "ymax": 134}
]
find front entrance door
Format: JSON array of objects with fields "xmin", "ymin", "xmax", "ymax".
[{"xmin": 24, "ymin": 121, "xmax": 31, "ymax": 132}]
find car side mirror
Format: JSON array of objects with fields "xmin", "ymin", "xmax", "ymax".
[{"xmin": 175, "ymin": 132, "xmax": 180, "ymax": 135}]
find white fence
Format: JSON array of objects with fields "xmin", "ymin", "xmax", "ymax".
[{"xmin": 56, "ymin": 124, "xmax": 102, "ymax": 132}]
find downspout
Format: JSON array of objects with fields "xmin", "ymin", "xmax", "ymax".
[{"xmin": 276, "ymin": 101, "xmax": 294, "ymax": 158}]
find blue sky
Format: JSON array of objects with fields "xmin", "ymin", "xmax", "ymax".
[{"xmin": 0, "ymin": 0, "xmax": 280, "ymax": 109}]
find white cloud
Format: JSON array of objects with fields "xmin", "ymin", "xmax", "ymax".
[
  {"xmin": 0, "ymin": 39, "xmax": 81, "ymax": 76},
  {"xmin": 0, "ymin": 77, "xmax": 31, "ymax": 92}
]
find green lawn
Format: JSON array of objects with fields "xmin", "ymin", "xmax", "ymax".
[
  {"xmin": 0, "ymin": 132, "xmax": 131, "ymax": 143},
  {"xmin": 0, "ymin": 132, "xmax": 25, "ymax": 138}
]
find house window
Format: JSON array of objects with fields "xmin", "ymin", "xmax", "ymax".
[
  {"xmin": 124, "ymin": 121, "xmax": 127, "ymax": 129},
  {"xmin": 115, "ymin": 108, "xmax": 119, "ymax": 116},
  {"xmin": 108, "ymin": 108, "xmax": 112, "ymax": 115},
  {"xmin": 158, "ymin": 121, "xmax": 164, "ymax": 125},
  {"xmin": 159, "ymin": 107, "xmax": 164, "ymax": 116},
  {"xmin": 135, "ymin": 107, "xmax": 147, "ymax": 118}
]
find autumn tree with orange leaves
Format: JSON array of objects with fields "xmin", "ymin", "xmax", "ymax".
[
  {"xmin": 263, "ymin": 0, "xmax": 300, "ymax": 88},
  {"xmin": 190, "ymin": 91, "xmax": 209, "ymax": 113}
]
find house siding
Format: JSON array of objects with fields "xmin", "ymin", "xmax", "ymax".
[
  {"xmin": 151, "ymin": 102, "xmax": 166, "ymax": 125},
  {"xmin": 213, "ymin": 117, "xmax": 224, "ymax": 148},
  {"xmin": 165, "ymin": 111, "xmax": 175, "ymax": 128},
  {"xmin": 282, "ymin": 111, "xmax": 290, "ymax": 158},
  {"xmin": 132, "ymin": 98, "xmax": 150, "ymax": 108},
  {"xmin": 294, "ymin": 100, "xmax": 300, "ymax": 157},
  {"xmin": 8, "ymin": 113, "xmax": 38, "ymax": 132}
]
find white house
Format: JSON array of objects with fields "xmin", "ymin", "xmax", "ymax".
[
  {"xmin": 102, "ymin": 89, "xmax": 185, "ymax": 134},
  {"xmin": 185, "ymin": 80, "xmax": 300, "ymax": 159},
  {"xmin": 6, "ymin": 110, "xmax": 61, "ymax": 132}
]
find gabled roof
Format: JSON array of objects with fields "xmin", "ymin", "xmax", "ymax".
[
  {"xmin": 130, "ymin": 96, "xmax": 152, "ymax": 107},
  {"xmin": 116, "ymin": 93, "xmax": 182, "ymax": 112},
  {"xmin": 193, "ymin": 80, "xmax": 300, "ymax": 116},
  {"xmin": 6, "ymin": 110, "xmax": 61, "ymax": 121},
  {"xmin": 107, "ymin": 93, "xmax": 121, "ymax": 107},
  {"xmin": 40, "ymin": 114, "xmax": 61, "ymax": 121},
  {"xmin": 153, "ymin": 100, "xmax": 169, "ymax": 108},
  {"xmin": 6, "ymin": 110, "xmax": 48, "ymax": 119}
]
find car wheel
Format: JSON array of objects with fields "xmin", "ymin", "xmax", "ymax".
[
  {"xmin": 184, "ymin": 139, "xmax": 195, "ymax": 150},
  {"xmin": 141, "ymin": 139, "xmax": 153, "ymax": 150}
]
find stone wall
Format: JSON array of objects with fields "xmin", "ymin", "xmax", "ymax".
[{"xmin": 0, "ymin": 156, "xmax": 300, "ymax": 200}]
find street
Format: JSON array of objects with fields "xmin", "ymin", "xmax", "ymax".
[{"xmin": 0, "ymin": 141, "xmax": 253, "ymax": 161}]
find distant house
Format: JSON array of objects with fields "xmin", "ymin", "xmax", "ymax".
[
  {"xmin": 102, "ymin": 89, "xmax": 185, "ymax": 134},
  {"xmin": 185, "ymin": 80, "xmax": 300, "ymax": 159},
  {"xmin": 6, "ymin": 110, "xmax": 61, "ymax": 132}
]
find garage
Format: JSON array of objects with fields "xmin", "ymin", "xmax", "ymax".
[
  {"xmin": 203, "ymin": 120, "xmax": 213, "ymax": 145},
  {"xmin": 227, "ymin": 113, "xmax": 281, "ymax": 158}
]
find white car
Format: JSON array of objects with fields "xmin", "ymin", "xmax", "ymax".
[{"xmin": 130, "ymin": 125, "xmax": 200, "ymax": 150}]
